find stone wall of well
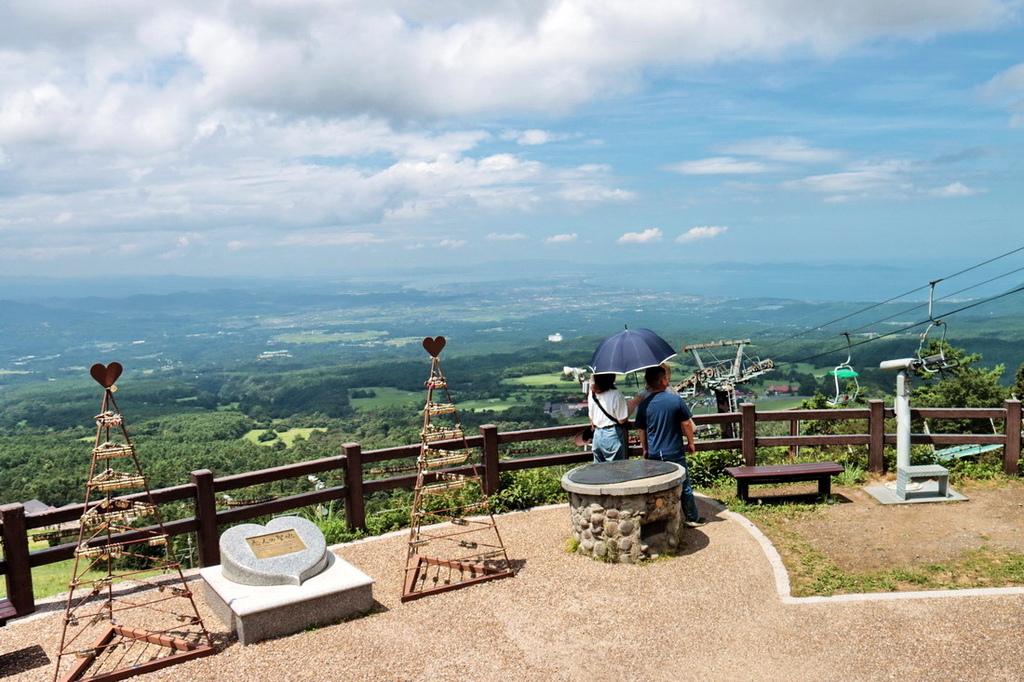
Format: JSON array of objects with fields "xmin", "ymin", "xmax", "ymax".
[{"xmin": 567, "ymin": 485, "xmax": 681, "ymax": 563}]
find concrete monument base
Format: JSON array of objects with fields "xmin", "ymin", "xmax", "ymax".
[{"xmin": 201, "ymin": 553, "xmax": 374, "ymax": 645}]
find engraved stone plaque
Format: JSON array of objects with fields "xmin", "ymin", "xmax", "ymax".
[{"xmin": 245, "ymin": 528, "xmax": 308, "ymax": 559}]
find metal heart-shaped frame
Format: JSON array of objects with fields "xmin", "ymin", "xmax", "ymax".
[
  {"xmin": 422, "ymin": 336, "xmax": 446, "ymax": 358},
  {"xmin": 90, "ymin": 362, "xmax": 123, "ymax": 388}
]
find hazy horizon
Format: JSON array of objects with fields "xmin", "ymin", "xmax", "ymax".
[{"xmin": 2, "ymin": 254, "xmax": 1021, "ymax": 305}]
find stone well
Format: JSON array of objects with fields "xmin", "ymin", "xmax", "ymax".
[{"xmin": 560, "ymin": 459, "xmax": 685, "ymax": 563}]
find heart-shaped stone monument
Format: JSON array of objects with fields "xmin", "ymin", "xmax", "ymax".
[{"xmin": 219, "ymin": 516, "xmax": 328, "ymax": 586}]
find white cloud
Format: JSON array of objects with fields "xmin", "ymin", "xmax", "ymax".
[
  {"xmin": 557, "ymin": 186, "xmax": 636, "ymax": 202},
  {"xmin": 544, "ymin": 233, "xmax": 578, "ymax": 244},
  {"xmin": 0, "ymin": 1, "xmax": 1016, "ymax": 276},
  {"xmin": 554, "ymin": 163, "xmax": 637, "ymax": 202},
  {"xmin": 784, "ymin": 170, "xmax": 894, "ymax": 194},
  {"xmin": 279, "ymin": 232, "xmax": 382, "ymax": 246},
  {"xmin": 676, "ymin": 226, "xmax": 728, "ymax": 243},
  {"xmin": 158, "ymin": 231, "xmax": 210, "ymax": 259},
  {"xmin": 978, "ymin": 63, "xmax": 1024, "ymax": 101},
  {"xmin": 717, "ymin": 137, "xmax": 844, "ymax": 164},
  {"xmin": 664, "ymin": 157, "xmax": 774, "ymax": 175},
  {"xmin": 500, "ymin": 129, "xmax": 573, "ymax": 146},
  {"xmin": 979, "ymin": 63, "xmax": 1024, "ymax": 127},
  {"xmin": 618, "ymin": 228, "xmax": 663, "ymax": 244},
  {"xmin": 436, "ymin": 238, "xmax": 467, "ymax": 248},
  {"xmin": 485, "ymin": 232, "xmax": 528, "ymax": 241},
  {"xmin": 930, "ymin": 182, "xmax": 986, "ymax": 197}
]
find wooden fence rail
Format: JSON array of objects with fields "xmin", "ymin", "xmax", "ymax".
[{"xmin": 2, "ymin": 399, "xmax": 1021, "ymax": 619}]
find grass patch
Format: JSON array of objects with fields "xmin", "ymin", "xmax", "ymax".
[
  {"xmin": 503, "ymin": 373, "xmax": 574, "ymax": 388},
  {"xmin": 242, "ymin": 427, "xmax": 326, "ymax": 446},
  {"xmin": 272, "ymin": 331, "xmax": 389, "ymax": 344},
  {"xmin": 459, "ymin": 398, "xmax": 522, "ymax": 412},
  {"xmin": 753, "ymin": 396, "xmax": 807, "ymax": 411},
  {"xmin": 349, "ymin": 387, "xmax": 421, "ymax": 409},
  {"xmin": 1, "ymin": 540, "xmax": 108, "ymax": 600},
  {"xmin": 729, "ymin": 485, "xmax": 1024, "ymax": 597}
]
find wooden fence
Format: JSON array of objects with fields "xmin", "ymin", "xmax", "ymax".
[{"xmin": 2, "ymin": 399, "xmax": 1020, "ymax": 619}]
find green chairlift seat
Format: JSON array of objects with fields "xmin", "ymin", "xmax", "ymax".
[{"xmin": 933, "ymin": 443, "xmax": 1002, "ymax": 462}]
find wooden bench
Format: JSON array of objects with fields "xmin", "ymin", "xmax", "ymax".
[
  {"xmin": 0, "ymin": 598, "xmax": 17, "ymax": 626},
  {"xmin": 724, "ymin": 462, "xmax": 845, "ymax": 502}
]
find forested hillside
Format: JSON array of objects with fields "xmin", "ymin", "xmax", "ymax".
[{"xmin": 3, "ymin": 276, "xmax": 1023, "ymax": 508}]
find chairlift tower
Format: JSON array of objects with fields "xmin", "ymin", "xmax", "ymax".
[
  {"xmin": 877, "ymin": 357, "xmax": 958, "ymax": 503},
  {"xmin": 52, "ymin": 363, "xmax": 214, "ymax": 682},
  {"xmin": 675, "ymin": 340, "xmax": 774, "ymax": 437},
  {"xmin": 402, "ymin": 337, "xmax": 514, "ymax": 601}
]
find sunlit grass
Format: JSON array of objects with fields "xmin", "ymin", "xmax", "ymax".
[
  {"xmin": 242, "ymin": 427, "xmax": 327, "ymax": 446},
  {"xmin": 1, "ymin": 540, "xmax": 108, "ymax": 600},
  {"xmin": 271, "ymin": 331, "xmax": 389, "ymax": 344},
  {"xmin": 503, "ymin": 373, "xmax": 574, "ymax": 388},
  {"xmin": 348, "ymin": 387, "xmax": 421, "ymax": 409},
  {"xmin": 726, "ymin": 479, "xmax": 1024, "ymax": 597}
]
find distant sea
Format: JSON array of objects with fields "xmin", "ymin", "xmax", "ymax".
[
  {"xmin": 1, "ymin": 258, "xmax": 1016, "ymax": 305},
  {"xmin": 594, "ymin": 262, "xmax": 927, "ymax": 302}
]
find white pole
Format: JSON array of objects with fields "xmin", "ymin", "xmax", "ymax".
[
  {"xmin": 895, "ymin": 369, "xmax": 912, "ymax": 470},
  {"xmin": 880, "ymin": 358, "xmax": 918, "ymax": 471}
]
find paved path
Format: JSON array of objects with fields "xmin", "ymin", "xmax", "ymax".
[{"xmin": 4, "ymin": 498, "xmax": 1023, "ymax": 680}]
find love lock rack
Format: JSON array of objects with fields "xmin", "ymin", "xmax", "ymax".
[
  {"xmin": 402, "ymin": 337, "xmax": 514, "ymax": 602},
  {"xmin": 51, "ymin": 363, "xmax": 215, "ymax": 682}
]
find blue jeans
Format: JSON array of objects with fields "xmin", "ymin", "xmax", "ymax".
[
  {"xmin": 592, "ymin": 425, "xmax": 627, "ymax": 462},
  {"xmin": 648, "ymin": 452, "xmax": 700, "ymax": 522}
]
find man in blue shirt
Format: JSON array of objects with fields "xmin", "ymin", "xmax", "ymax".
[{"xmin": 635, "ymin": 365, "xmax": 707, "ymax": 527}]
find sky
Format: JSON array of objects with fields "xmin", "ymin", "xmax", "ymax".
[{"xmin": 1, "ymin": 0, "xmax": 1023, "ymax": 298}]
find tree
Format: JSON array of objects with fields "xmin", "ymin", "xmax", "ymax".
[
  {"xmin": 911, "ymin": 340, "xmax": 1008, "ymax": 434},
  {"xmin": 1012, "ymin": 363, "xmax": 1024, "ymax": 400}
]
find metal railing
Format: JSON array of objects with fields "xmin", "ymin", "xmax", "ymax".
[{"xmin": 2, "ymin": 399, "xmax": 1020, "ymax": 619}]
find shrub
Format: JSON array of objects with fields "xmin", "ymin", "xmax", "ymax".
[
  {"xmin": 687, "ymin": 449, "xmax": 744, "ymax": 488},
  {"xmin": 491, "ymin": 467, "xmax": 569, "ymax": 513},
  {"xmin": 365, "ymin": 506, "xmax": 411, "ymax": 535}
]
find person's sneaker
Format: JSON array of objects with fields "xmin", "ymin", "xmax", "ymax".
[{"xmin": 684, "ymin": 517, "xmax": 708, "ymax": 528}]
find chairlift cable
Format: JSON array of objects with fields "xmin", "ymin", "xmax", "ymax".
[
  {"xmin": 754, "ymin": 245, "xmax": 1024, "ymax": 358},
  {"xmin": 766, "ymin": 260, "xmax": 1024, "ymax": 366},
  {"xmin": 777, "ymin": 262, "xmax": 1024, "ymax": 363},
  {"xmin": 781, "ymin": 283, "xmax": 1024, "ymax": 367}
]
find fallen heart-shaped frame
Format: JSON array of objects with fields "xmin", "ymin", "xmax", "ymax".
[
  {"xmin": 90, "ymin": 362, "xmax": 123, "ymax": 388},
  {"xmin": 422, "ymin": 336, "xmax": 446, "ymax": 357}
]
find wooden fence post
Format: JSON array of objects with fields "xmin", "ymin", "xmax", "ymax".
[
  {"xmin": 741, "ymin": 403, "xmax": 757, "ymax": 466},
  {"xmin": 868, "ymin": 400, "xmax": 885, "ymax": 474},
  {"xmin": 189, "ymin": 469, "xmax": 220, "ymax": 567},
  {"xmin": 789, "ymin": 419, "xmax": 800, "ymax": 461},
  {"xmin": 480, "ymin": 424, "xmax": 500, "ymax": 496},
  {"xmin": 1004, "ymin": 399, "xmax": 1021, "ymax": 476},
  {"xmin": 0, "ymin": 503, "xmax": 34, "ymax": 617},
  {"xmin": 342, "ymin": 443, "xmax": 366, "ymax": 531}
]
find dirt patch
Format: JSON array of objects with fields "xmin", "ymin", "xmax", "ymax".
[{"xmin": 764, "ymin": 479, "xmax": 1024, "ymax": 572}]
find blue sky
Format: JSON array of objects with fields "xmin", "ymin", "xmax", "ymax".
[{"xmin": 1, "ymin": 1, "xmax": 1022, "ymax": 298}]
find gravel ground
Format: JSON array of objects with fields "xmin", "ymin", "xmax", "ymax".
[{"xmin": 4, "ymin": 499, "xmax": 1024, "ymax": 681}]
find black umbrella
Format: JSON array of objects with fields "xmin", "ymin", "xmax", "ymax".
[{"xmin": 588, "ymin": 328, "xmax": 676, "ymax": 375}]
